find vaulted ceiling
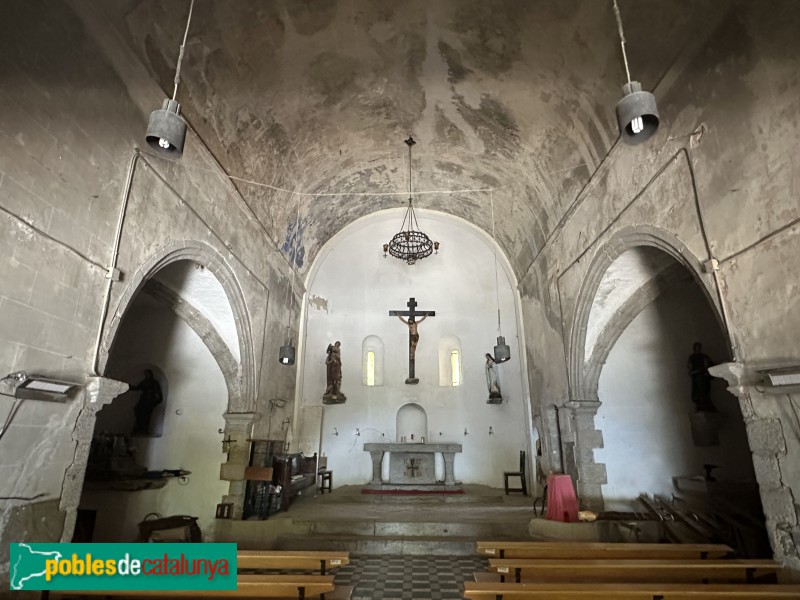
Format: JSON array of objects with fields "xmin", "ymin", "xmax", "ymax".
[{"xmin": 109, "ymin": 0, "xmax": 725, "ymax": 277}]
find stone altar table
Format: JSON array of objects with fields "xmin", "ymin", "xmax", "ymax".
[{"xmin": 363, "ymin": 442, "xmax": 462, "ymax": 487}]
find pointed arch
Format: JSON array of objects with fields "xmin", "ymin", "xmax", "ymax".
[{"xmin": 98, "ymin": 240, "xmax": 256, "ymax": 412}]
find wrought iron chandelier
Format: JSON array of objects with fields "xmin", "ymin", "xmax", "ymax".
[{"xmin": 383, "ymin": 136, "xmax": 439, "ymax": 265}]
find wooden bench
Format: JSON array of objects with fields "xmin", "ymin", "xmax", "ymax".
[
  {"xmin": 463, "ymin": 581, "xmax": 800, "ymax": 599},
  {"xmin": 237, "ymin": 550, "xmax": 350, "ymax": 575},
  {"xmin": 49, "ymin": 574, "xmax": 335, "ymax": 598},
  {"xmin": 476, "ymin": 541, "xmax": 734, "ymax": 560},
  {"xmin": 484, "ymin": 558, "xmax": 780, "ymax": 583}
]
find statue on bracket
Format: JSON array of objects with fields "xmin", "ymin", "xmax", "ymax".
[
  {"xmin": 687, "ymin": 342, "xmax": 716, "ymax": 412},
  {"xmin": 485, "ymin": 353, "xmax": 503, "ymax": 404},
  {"xmin": 323, "ymin": 341, "xmax": 346, "ymax": 404},
  {"xmin": 131, "ymin": 369, "xmax": 163, "ymax": 434}
]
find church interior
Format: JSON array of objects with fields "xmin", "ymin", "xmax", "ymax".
[{"xmin": 1, "ymin": 0, "xmax": 799, "ymax": 595}]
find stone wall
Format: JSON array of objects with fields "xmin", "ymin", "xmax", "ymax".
[
  {"xmin": 521, "ymin": 5, "xmax": 800, "ymax": 571},
  {"xmin": 0, "ymin": 0, "xmax": 301, "ymax": 579}
]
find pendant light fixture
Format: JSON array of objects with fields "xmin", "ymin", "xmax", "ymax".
[
  {"xmin": 145, "ymin": 0, "xmax": 195, "ymax": 158},
  {"xmin": 612, "ymin": 0, "xmax": 660, "ymax": 144},
  {"xmin": 279, "ymin": 197, "xmax": 301, "ymax": 366},
  {"xmin": 489, "ymin": 191, "xmax": 511, "ymax": 363},
  {"xmin": 383, "ymin": 136, "xmax": 439, "ymax": 265}
]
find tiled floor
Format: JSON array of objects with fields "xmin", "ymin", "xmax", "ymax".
[{"xmin": 334, "ymin": 554, "xmax": 487, "ymax": 600}]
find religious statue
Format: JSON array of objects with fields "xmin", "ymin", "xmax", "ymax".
[
  {"xmin": 687, "ymin": 342, "xmax": 716, "ymax": 411},
  {"xmin": 130, "ymin": 369, "xmax": 163, "ymax": 434},
  {"xmin": 389, "ymin": 297, "xmax": 436, "ymax": 385},
  {"xmin": 397, "ymin": 314, "xmax": 428, "ymax": 360},
  {"xmin": 323, "ymin": 341, "xmax": 346, "ymax": 404},
  {"xmin": 485, "ymin": 353, "xmax": 503, "ymax": 404}
]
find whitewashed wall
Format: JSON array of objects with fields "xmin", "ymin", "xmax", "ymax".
[
  {"xmin": 297, "ymin": 210, "xmax": 530, "ymax": 487},
  {"xmin": 80, "ymin": 297, "xmax": 229, "ymax": 541},
  {"xmin": 595, "ymin": 282, "xmax": 754, "ymax": 510}
]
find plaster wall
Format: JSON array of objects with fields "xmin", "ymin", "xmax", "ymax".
[
  {"xmin": 519, "ymin": 6, "xmax": 800, "ymax": 569},
  {"xmin": 0, "ymin": 0, "xmax": 300, "ymax": 559},
  {"xmin": 595, "ymin": 281, "xmax": 753, "ymax": 509},
  {"xmin": 299, "ymin": 211, "xmax": 529, "ymax": 487},
  {"xmin": 81, "ymin": 297, "xmax": 228, "ymax": 542}
]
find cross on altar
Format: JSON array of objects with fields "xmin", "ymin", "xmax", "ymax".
[{"xmin": 389, "ymin": 297, "xmax": 436, "ymax": 384}]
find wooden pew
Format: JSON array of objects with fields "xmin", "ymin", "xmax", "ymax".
[
  {"xmin": 476, "ymin": 541, "xmax": 734, "ymax": 560},
  {"xmin": 463, "ymin": 581, "xmax": 800, "ymax": 599},
  {"xmin": 50, "ymin": 574, "xmax": 334, "ymax": 598},
  {"xmin": 237, "ymin": 550, "xmax": 350, "ymax": 575},
  {"xmin": 484, "ymin": 558, "xmax": 780, "ymax": 583}
]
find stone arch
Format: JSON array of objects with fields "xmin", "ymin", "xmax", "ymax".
[
  {"xmin": 568, "ymin": 226, "xmax": 725, "ymax": 403},
  {"xmin": 98, "ymin": 240, "xmax": 256, "ymax": 412}
]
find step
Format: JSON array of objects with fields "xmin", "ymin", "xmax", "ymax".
[
  {"xmin": 276, "ymin": 534, "xmax": 486, "ymax": 556},
  {"xmin": 311, "ymin": 493, "xmax": 525, "ymax": 505},
  {"xmin": 291, "ymin": 519, "xmax": 528, "ymax": 538}
]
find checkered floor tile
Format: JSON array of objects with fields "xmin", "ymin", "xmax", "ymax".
[{"xmin": 334, "ymin": 554, "xmax": 488, "ymax": 600}]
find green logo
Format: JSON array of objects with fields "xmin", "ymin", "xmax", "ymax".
[{"xmin": 10, "ymin": 543, "xmax": 237, "ymax": 591}]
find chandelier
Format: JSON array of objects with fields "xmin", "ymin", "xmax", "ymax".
[{"xmin": 383, "ymin": 136, "xmax": 439, "ymax": 265}]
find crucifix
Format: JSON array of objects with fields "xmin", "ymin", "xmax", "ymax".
[{"xmin": 389, "ymin": 297, "xmax": 436, "ymax": 384}]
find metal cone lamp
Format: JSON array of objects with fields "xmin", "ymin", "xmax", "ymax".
[
  {"xmin": 280, "ymin": 197, "xmax": 302, "ymax": 366},
  {"xmin": 489, "ymin": 191, "xmax": 511, "ymax": 364},
  {"xmin": 145, "ymin": 0, "xmax": 194, "ymax": 158},
  {"xmin": 613, "ymin": 0, "xmax": 659, "ymax": 144},
  {"xmin": 279, "ymin": 341, "xmax": 295, "ymax": 366},
  {"xmin": 146, "ymin": 99, "xmax": 187, "ymax": 157}
]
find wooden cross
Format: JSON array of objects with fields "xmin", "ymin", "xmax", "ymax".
[
  {"xmin": 389, "ymin": 297, "xmax": 436, "ymax": 384},
  {"xmin": 406, "ymin": 458, "xmax": 421, "ymax": 478}
]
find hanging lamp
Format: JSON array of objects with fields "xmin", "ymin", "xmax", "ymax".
[
  {"xmin": 612, "ymin": 0, "xmax": 660, "ymax": 144},
  {"xmin": 145, "ymin": 0, "xmax": 194, "ymax": 157},
  {"xmin": 489, "ymin": 191, "xmax": 511, "ymax": 363},
  {"xmin": 383, "ymin": 137, "xmax": 439, "ymax": 265},
  {"xmin": 279, "ymin": 197, "xmax": 302, "ymax": 365}
]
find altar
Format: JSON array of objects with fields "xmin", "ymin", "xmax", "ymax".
[{"xmin": 363, "ymin": 442, "xmax": 462, "ymax": 487}]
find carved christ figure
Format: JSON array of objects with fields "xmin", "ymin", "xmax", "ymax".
[{"xmin": 397, "ymin": 314, "xmax": 428, "ymax": 360}]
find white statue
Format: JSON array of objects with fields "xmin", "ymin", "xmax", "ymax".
[{"xmin": 485, "ymin": 353, "xmax": 502, "ymax": 404}]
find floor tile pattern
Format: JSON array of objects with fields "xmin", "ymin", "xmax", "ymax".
[{"xmin": 334, "ymin": 554, "xmax": 488, "ymax": 600}]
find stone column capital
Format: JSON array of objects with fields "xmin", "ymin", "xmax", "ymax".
[{"xmin": 222, "ymin": 412, "xmax": 258, "ymax": 431}]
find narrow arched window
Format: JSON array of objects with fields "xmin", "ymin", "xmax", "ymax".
[
  {"xmin": 450, "ymin": 350, "xmax": 462, "ymax": 387},
  {"xmin": 362, "ymin": 336, "xmax": 384, "ymax": 386},
  {"xmin": 366, "ymin": 351, "xmax": 376, "ymax": 386},
  {"xmin": 438, "ymin": 335, "xmax": 462, "ymax": 387}
]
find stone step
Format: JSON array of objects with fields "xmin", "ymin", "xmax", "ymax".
[
  {"xmin": 291, "ymin": 518, "xmax": 528, "ymax": 538},
  {"xmin": 312, "ymin": 493, "xmax": 525, "ymax": 505},
  {"xmin": 275, "ymin": 534, "xmax": 485, "ymax": 556}
]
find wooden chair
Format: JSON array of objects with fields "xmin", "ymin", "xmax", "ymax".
[
  {"xmin": 319, "ymin": 469, "xmax": 333, "ymax": 494},
  {"xmin": 476, "ymin": 541, "xmax": 734, "ymax": 560},
  {"xmin": 503, "ymin": 450, "xmax": 527, "ymax": 495}
]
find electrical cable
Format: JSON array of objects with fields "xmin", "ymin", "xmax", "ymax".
[
  {"xmin": 490, "ymin": 189, "xmax": 502, "ymax": 335},
  {"xmin": 172, "ymin": 0, "xmax": 195, "ymax": 102},
  {"xmin": 0, "ymin": 397, "xmax": 25, "ymax": 442},
  {"xmin": 612, "ymin": 0, "xmax": 632, "ymax": 86},
  {"xmin": 0, "ymin": 493, "xmax": 47, "ymax": 501}
]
